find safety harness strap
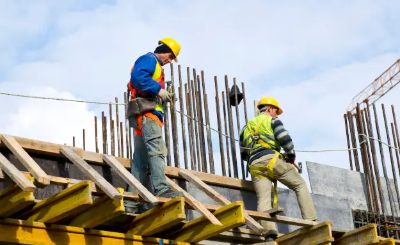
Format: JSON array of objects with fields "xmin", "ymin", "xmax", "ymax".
[
  {"xmin": 134, "ymin": 113, "xmax": 164, "ymax": 136},
  {"xmin": 248, "ymin": 147, "xmax": 280, "ymax": 207}
]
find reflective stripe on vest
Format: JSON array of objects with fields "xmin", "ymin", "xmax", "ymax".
[
  {"xmin": 129, "ymin": 55, "xmax": 165, "ymax": 113},
  {"xmin": 134, "ymin": 112, "xmax": 164, "ymax": 136}
]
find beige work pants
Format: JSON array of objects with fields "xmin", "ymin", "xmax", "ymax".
[{"xmin": 251, "ymin": 154, "xmax": 317, "ymax": 236}]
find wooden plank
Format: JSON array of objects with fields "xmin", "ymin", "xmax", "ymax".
[
  {"xmin": 276, "ymin": 221, "xmax": 334, "ymax": 245},
  {"xmin": 179, "ymin": 169, "xmax": 266, "ymax": 234},
  {"xmin": 333, "ymin": 224, "xmax": 379, "ymax": 245},
  {"xmin": 0, "ymin": 134, "xmax": 255, "ymax": 191},
  {"xmin": 69, "ymin": 188, "xmax": 125, "ymax": 228},
  {"xmin": 103, "ymin": 154, "xmax": 158, "ymax": 204},
  {"xmin": 61, "ymin": 147, "xmax": 122, "ymax": 200},
  {"xmin": 127, "ymin": 196, "xmax": 186, "ymax": 236},
  {"xmin": 172, "ymin": 201, "xmax": 246, "ymax": 243},
  {"xmin": 265, "ymin": 207, "xmax": 284, "ymax": 215},
  {"xmin": 0, "ymin": 177, "xmax": 35, "ymax": 217},
  {"xmin": 0, "ymin": 153, "xmax": 36, "ymax": 192},
  {"xmin": 0, "ymin": 218, "xmax": 190, "ymax": 245},
  {"xmin": 166, "ymin": 176, "xmax": 222, "ymax": 226},
  {"xmin": 1, "ymin": 135, "xmax": 50, "ymax": 186},
  {"xmin": 21, "ymin": 180, "xmax": 93, "ymax": 223}
]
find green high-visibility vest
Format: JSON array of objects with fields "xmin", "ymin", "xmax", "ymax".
[{"xmin": 241, "ymin": 113, "xmax": 281, "ymax": 157}]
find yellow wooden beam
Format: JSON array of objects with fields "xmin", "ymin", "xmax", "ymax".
[
  {"xmin": 0, "ymin": 218, "xmax": 190, "ymax": 245},
  {"xmin": 20, "ymin": 180, "xmax": 93, "ymax": 223},
  {"xmin": 379, "ymin": 238, "xmax": 395, "ymax": 245},
  {"xmin": 276, "ymin": 221, "xmax": 334, "ymax": 245},
  {"xmin": 332, "ymin": 224, "xmax": 378, "ymax": 245},
  {"xmin": 127, "ymin": 196, "xmax": 186, "ymax": 236},
  {"xmin": 172, "ymin": 201, "xmax": 246, "ymax": 243},
  {"xmin": 0, "ymin": 177, "xmax": 35, "ymax": 217},
  {"xmin": 69, "ymin": 188, "xmax": 125, "ymax": 228}
]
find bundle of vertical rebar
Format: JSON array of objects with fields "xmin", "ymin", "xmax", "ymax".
[
  {"xmin": 344, "ymin": 102, "xmax": 400, "ymax": 238},
  {"xmin": 70, "ymin": 64, "xmax": 251, "ymax": 180}
]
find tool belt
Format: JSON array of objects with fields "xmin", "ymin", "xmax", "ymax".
[
  {"xmin": 127, "ymin": 97, "xmax": 158, "ymax": 118},
  {"xmin": 249, "ymin": 151, "xmax": 281, "ymax": 208}
]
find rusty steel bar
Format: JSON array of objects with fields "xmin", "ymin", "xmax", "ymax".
[
  {"xmin": 191, "ymin": 79, "xmax": 201, "ymax": 172},
  {"xmin": 197, "ymin": 73, "xmax": 208, "ymax": 173},
  {"xmin": 391, "ymin": 105, "xmax": 400, "ymax": 177},
  {"xmin": 347, "ymin": 111, "xmax": 361, "ymax": 171},
  {"xmin": 344, "ymin": 114, "xmax": 354, "ymax": 170},
  {"xmin": 73, "ymin": 136, "xmax": 75, "ymax": 147},
  {"xmin": 366, "ymin": 101, "xmax": 387, "ymax": 217},
  {"xmin": 95, "ymin": 116, "xmax": 99, "ymax": 153},
  {"xmin": 215, "ymin": 77, "xmax": 226, "ymax": 176},
  {"xmin": 109, "ymin": 103, "xmax": 115, "ymax": 156},
  {"xmin": 234, "ymin": 78, "xmax": 245, "ymax": 179},
  {"xmin": 185, "ymin": 84, "xmax": 196, "ymax": 171},
  {"xmin": 201, "ymin": 71, "xmax": 214, "ymax": 174},
  {"xmin": 242, "ymin": 82, "xmax": 249, "ymax": 125},
  {"xmin": 382, "ymin": 104, "xmax": 400, "ymax": 214},
  {"xmin": 361, "ymin": 109, "xmax": 379, "ymax": 213},
  {"xmin": 355, "ymin": 104, "xmax": 373, "ymax": 211},
  {"xmin": 222, "ymin": 91, "xmax": 232, "ymax": 178},
  {"xmin": 129, "ymin": 127, "xmax": 133, "ymax": 160},
  {"xmin": 225, "ymin": 75, "xmax": 238, "ymax": 178},
  {"xmin": 124, "ymin": 92, "xmax": 130, "ymax": 158},
  {"xmin": 178, "ymin": 65, "xmax": 188, "ymax": 169},
  {"xmin": 391, "ymin": 122, "xmax": 400, "ymax": 190},
  {"xmin": 102, "ymin": 112, "xmax": 106, "ymax": 154},
  {"xmin": 170, "ymin": 64, "xmax": 180, "ymax": 168},
  {"xmin": 115, "ymin": 97, "xmax": 121, "ymax": 157},
  {"xmin": 83, "ymin": 129, "xmax": 86, "ymax": 151},
  {"xmin": 372, "ymin": 103, "xmax": 397, "ymax": 218},
  {"xmin": 120, "ymin": 122, "xmax": 124, "ymax": 159},
  {"xmin": 164, "ymin": 82, "xmax": 172, "ymax": 167}
]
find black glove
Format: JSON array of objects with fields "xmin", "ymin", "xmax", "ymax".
[{"xmin": 284, "ymin": 152, "xmax": 296, "ymax": 163}]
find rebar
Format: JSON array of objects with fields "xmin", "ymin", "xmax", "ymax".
[
  {"xmin": 215, "ymin": 77, "xmax": 226, "ymax": 176},
  {"xmin": 120, "ymin": 121, "xmax": 124, "ymax": 159},
  {"xmin": 234, "ymin": 78, "xmax": 245, "ymax": 179},
  {"xmin": 391, "ymin": 105, "xmax": 400, "ymax": 179},
  {"xmin": 196, "ymin": 73, "xmax": 207, "ymax": 173},
  {"xmin": 124, "ymin": 92, "xmax": 130, "ymax": 158},
  {"xmin": 372, "ymin": 103, "xmax": 397, "ymax": 218},
  {"xmin": 222, "ymin": 91, "xmax": 232, "ymax": 177},
  {"xmin": 185, "ymin": 84, "xmax": 196, "ymax": 171},
  {"xmin": 178, "ymin": 65, "xmax": 188, "ymax": 169},
  {"xmin": 102, "ymin": 112, "xmax": 107, "ymax": 154},
  {"xmin": 164, "ymin": 82, "xmax": 172, "ymax": 167},
  {"xmin": 225, "ymin": 75, "xmax": 238, "ymax": 178},
  {"xmin": 95, "ymin": 116, "xmax": 99, "ymax": 153},
  {"xmin": 83, "ymin": 129, "xmax": 86, "ymax": 151},
  {"xmin": 344, "ymin": 114, "xmax": 354, "ymax": 170},
  {"xmin": 115, "ymin": 97, "xmax": 121, "ymax": 157},
  {"xmin": 109, "ymin": 103, "xmax": 115, "ymax": 156},
  {"xmin": 191, "ymin": 79, "xmax": 201, "ymax": 172},
  {"xmin": 201, "ymin": 71, "xmax": 214, "ymax": 174},
  {"xmin": 382, "ymin": 104, "xmax": 400, "ymax": 214},
  {"xmin": 347, "ymin": 111, "xmax": 361, "ymax": 171},
  {"xmin": 170, "ymin": 64, "xmax": 180, "ymax": 168}
]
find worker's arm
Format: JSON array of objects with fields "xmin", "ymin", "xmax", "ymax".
[
  {"xmin": 271, "ymin": 118, "xmax": 296, "ymax": 162},
  {"xmin": 130, "ymin": 54, "xmax": 161, "ymax": 96}
]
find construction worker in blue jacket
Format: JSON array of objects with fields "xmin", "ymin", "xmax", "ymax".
[
  {"xmin": 240, "ymin": 97, "xmax": 317, "ymax": 241},
  {"xmin": 125, "ymin": 38, "xmax": 183, "ymax": 213}
]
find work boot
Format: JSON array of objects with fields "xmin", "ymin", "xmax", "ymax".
[
  {"xmin": 157, "ymin": 189, "xmax": 184, "ymax": 199},
  {"xmin": 264, "ymin": 231, "xmax": 278, "ymax": 241},
  {"xmin": 124, "ymin": 200, "xmax": 147, "ymax": 214}
]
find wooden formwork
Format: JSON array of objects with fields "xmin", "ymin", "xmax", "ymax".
[{"xmin": 1, "ymin": 134, "xmax": 400, "ymax": 245}]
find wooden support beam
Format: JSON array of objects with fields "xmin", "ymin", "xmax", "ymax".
[
  {"xmin": 69, "ymin": 188, "xmax": 125, "ymax": 228},
  {"xmin": 127, "ymin": 196, "xmax": 186, "ymax": 236},
  {"xmin": 0, "ymin": 177, "xmax": 35, "ymax": 217},
  {"xmin": 276, "ymin": 221, "xmax": 334, "ymax": 245},
  {"xmin": 61, "ymin": 147, "xmax": 122, "ymax": 200},
  {"xmin": 178, "ymin": 169, "xmax": 266, "ymax": 234},
  {"xmin": 265, "ymin": 207, "xmax": 284, "ymax": 215},
  {"xmin": 0, "ymin": 153, "xmax": 36, "ymax": 192},
  {"xmin": 172, "ymin": 201, "xmax": 246, "ymax": 243},
  {"xmin": 379, "ymin": 238, "xmax": 395, "ymax": 245},
  {"xmin": 0, "ymin": 218, "xmax": 190, "ymax": 245},
  {"xmin": 333, "ymin": 224, "xmax": 379, "ymax": 245},
  {"xmin": 0, "ymin": 134, "xmax": 255, "ymax": 191},
  {"xmin": 103, "ymin": 154, "xmax": 158, "ymax": 204},
  {"xmin": 166, "ymin": 176, "xmax": 222, "ymax": 226},
  {"xmin": 1, "ymin": 135, "xmax": 50, "ymax": 186},
  {"xmin": 21, "ymin": 180, "xmax": 93, "ymax": 223}
]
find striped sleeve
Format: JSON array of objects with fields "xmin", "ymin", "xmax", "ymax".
[{"xmin": 271, "ymin": 118, "xmax": 295, "ymax": 160}]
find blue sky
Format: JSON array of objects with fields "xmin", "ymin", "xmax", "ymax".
[{"xmin": 1, "ymin": 0, "xmax": 400, "ymax": 186}]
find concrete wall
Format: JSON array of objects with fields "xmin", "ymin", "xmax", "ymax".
[{"xmin": 307, "ymin": 161, "xmax": 400, "ymax": 216}]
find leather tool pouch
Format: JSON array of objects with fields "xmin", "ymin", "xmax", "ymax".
[{"xmin": 127, "ymin": 98, "xmax": 157, "ymax": 118}]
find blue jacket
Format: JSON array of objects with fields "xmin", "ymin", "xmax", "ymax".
[{"xmin": 130, "ymin": 52, "xmax": 164, "ymax": 122}]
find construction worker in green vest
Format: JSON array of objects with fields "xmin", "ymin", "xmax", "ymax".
[{"xmin": 239, "ymin": 97, "xmax": 317, "ymax": 241}]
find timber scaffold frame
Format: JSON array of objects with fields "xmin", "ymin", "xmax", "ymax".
[{"xmin": 0, "ymin": 134, "xmax": 399, "ymax": 245}]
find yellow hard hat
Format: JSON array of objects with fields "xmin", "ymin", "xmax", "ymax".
[
  {"xmin": 159, "ymin": 37, "xmax": 181, "ymax": 62},
  {"xmin": 258, "ymin": 97, "xmax": 283, "ymax": 115}
]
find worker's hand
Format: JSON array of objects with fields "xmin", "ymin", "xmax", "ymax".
[{"xmin": 158, "ymin": 89, "xmax": 174, "ymax": 102}]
